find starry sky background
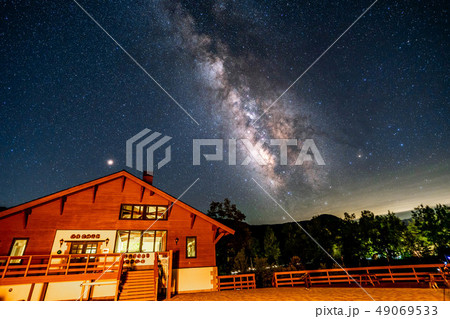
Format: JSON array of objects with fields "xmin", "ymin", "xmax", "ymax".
[{"xmin": 1, "ymin": 0, "xmax": 448, "ymax": 224}]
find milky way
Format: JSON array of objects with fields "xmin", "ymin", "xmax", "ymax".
[{"xmin": 159, "ymin": 2, "xmax": 329, "ymax": 194}]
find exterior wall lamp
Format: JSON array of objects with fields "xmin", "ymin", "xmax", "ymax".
[
  {"xmin": 59, "ymin": 239, "xmax": 64, "ymax": 247},
  {"xmin": 105, "ymin": 238, "xmax": 109, "ymax": 246},
  {"xmin": 175, "ymin": 237, "xmax": 179, "ymax": 245}
]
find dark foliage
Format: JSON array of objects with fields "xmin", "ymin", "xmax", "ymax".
[{"xmin": 208, "ymin": 200, "xmax": 449, "ymax": 286}]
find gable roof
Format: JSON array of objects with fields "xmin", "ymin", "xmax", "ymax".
[{"xmin": 0, "ymin": 170, "xmax": 234, "ymax": 235}]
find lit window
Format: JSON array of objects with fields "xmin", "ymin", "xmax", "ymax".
[
  {"xmin": 142, "ymin": 231, "xmax": 155, "ymax": 252},
  {"xmin": 132, "ymin": 206, "xmax": 144, "ymax": 219},
  {"xmin": 115, "ymin": 231, "xmax": 130, "ymax": 253},
  {"xmin": 157, "ymin": 207, "xmax": 168, "ymax": 219},
  {"xmin": 127, "ymin": 231, "xmax": 142, "ymax": 252},
  {"xmin": 115, "ymin": 230, "xmax": 167, "ymax": 253},
  {"xmin": 85, "ymin": 243, "xmax": 97, "ymax": 254},
  {"xmin": 186, "ymin": 237, "xmax": 196, "ymax": 258},
  {"xmin": 120, "ymin": 204, "xmax": 168, "ymax": 220},
  {"xmin": 70, "ymin": 243, "xmax": 84, "ymax": 254},
  {"xmin": 145, "ymin": 206, "xmax": 157, "ymax": 219},
  {"xmin": 155, "ymin": 231, "xmax": 167, "ymax": 252},
  {"xmin": 9, "ymin": 239, "xmax": 28, "ymax": 264},
  {"xmin": 121, "ymin": 205, "xmax": 132, "ymax": 219}
]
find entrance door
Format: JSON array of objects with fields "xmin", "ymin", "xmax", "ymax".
[{"xmin": 68, "ymin": 241, "xmax": 99, "ymax": 263}]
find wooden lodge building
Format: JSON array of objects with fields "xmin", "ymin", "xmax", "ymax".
[{"xmin": 0, "ymin": 170, "xmax": 234, "ymax": 301}]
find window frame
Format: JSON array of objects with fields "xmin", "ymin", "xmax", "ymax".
[
  {"xmin": 186, "ymin": 236, "xmax": 197, "ymax": 259},
  {"xmin": 119, "ymin": 204, "xmax": 169, "ymax": 220},
  {"xmin": 8, "ymin": 238, "xmax": 29, "ymax": 264},
  {"xmin": 114, "ymin": 230, "xmax": 167, "ymax": 253},
  {"xmin": 68, "ymin": 241, "xmax": 99, "ymax": 255}
]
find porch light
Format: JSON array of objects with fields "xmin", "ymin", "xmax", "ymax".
[
  {"xmin": 105, "ymin": 238, "xmax": 109, "ymax": 246},
  {"xmin": 175, "ymin": 237, "xmax": 179, "ymax": 245},
  {"xmin": 59, "ymin": 239, "xmax": 64, "ymax": 247}
]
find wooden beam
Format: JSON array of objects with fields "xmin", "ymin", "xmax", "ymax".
[
  {"xmin": 140, "ymin": 187, "xmax": 145, "ymax": 202},
  {"xmin": 87, "ymin": 279, "xmax": 94, "ymax": 301},
  {"xmin": 92, "ymin": 185, "xmax": 98, "ymax": 203},
  {"xmin": 121, "ymin": 176, "xmax": 126, "ymax": 192},
  {"xmin": 166, "ymin": 202, "xmax": 173, "ymax": 219},
  {"xmin": 39, "ymin": 282, "xmax": 48, "ymax": 301},
  {"xmin": 27, "ymin": 283, "xmax": 35, "ymax": 301},
  {"xmin": 190, "ymin": 213, "xmax": 196, "ymax": 229},
  {"xmin": 24, "ymin": 208, "xmax": 31, "ymax": 229},
  {"xmin": 60, "ymin": 196, "xmax": 66, "ymax": 215},
  {"xmin": 214, "ymin": 232, "xmax": 225, "ymax": 245},
  {"xmin": 212, "ymin": 225, "xmax": 218, "ymax": 243}
]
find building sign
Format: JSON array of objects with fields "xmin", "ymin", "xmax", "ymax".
[{"xmin": 69, "ymin": 233, "xmax": 101, "ymax": 240}]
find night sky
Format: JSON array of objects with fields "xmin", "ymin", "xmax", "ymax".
[{"xmin": 1, "ymin": 0, "xmax": 448, "ymax": 224}]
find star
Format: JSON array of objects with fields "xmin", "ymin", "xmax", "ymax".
[{"xmin": 0, "ymin": 0, "xmax": 447, "ymax": 224}]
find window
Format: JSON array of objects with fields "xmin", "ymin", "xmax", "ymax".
[
  {"xmin": 132, "ymin": 206, "xmax": 144, "ymax": 220},
  {"xmin": 120, "ymin": 204, "xmax": 168, "ymax": 220},
  {"xmin": 115, "ymin": 231, "xmax": 129, "ymax": 253},
  {"xmin": 127, "ymin": 231, "xmax": 142, "ymax": 252},
  {"xmin": 121, "ymin": 205, "xmax": 132, "ymax": 219},
  {"xmin": 115, "ymin": 230, "xmax": 167, "ymax": 253},
  {"xmin": 155, "ymin": 231, "xmax": 166, "ymax": 252},
  {"xmin": 69, "ymin": 242, "xmax": 98, "ymax": 255},
  {"xmin": 69, "ymin": 243, "xmax": 84, "ymax": 254},
  {"xmin": 69, "ymin": 242, "xmax": 98, "ymax": 262},
  {"xmin": 186, "ymin": 237, "xmax": 197, "ymax": 258},
  {"xmin": 9, "ymin": 238, "xmax": 28, "ymax": 264}
]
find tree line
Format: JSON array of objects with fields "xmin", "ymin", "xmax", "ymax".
[{"xmin": 208, "ymin": 199, "xmax": 449, "ymax": 287}]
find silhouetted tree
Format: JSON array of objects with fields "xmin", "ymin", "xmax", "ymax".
[
  {"xmin": 254, "ymin": 256, "xmax": 272, "ymax": 287},
  {"xmin": 304, "ymin": 214, "xmax": 342, "ymax": 268},
  {"xmin": 375, "ymin": 212, "xmax": 406, "ymax": 262},
  {"xmin": 263, "ymin": 227, "xmax": 281, "ymax": 264},
  {"xmin": 281, "ymin": 223, "xmax": 303, "ymax": 264},
  {"xmin": 411, "ymin": 204, "xmax": 450, "ymax": 257},
  {"xmin": 234, "ymin": 247, "xmax": 248, "ymax": 274},
  {"xmin": 339, "ymin": 212, "xmax": 363, "ymax": 266},
  {"xmin": 207, "ymin": 198, "xmax": 250, "ymax": 274},
  {"xmin": 358, "ymin": 210, "xmax": 379, "ymax": 259},
  {"xmin": 207, "ymin": 198, "xmax": 246, "ymax": 222}
]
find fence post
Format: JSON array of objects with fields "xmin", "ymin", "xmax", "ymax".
[{"xmin": 24, "ymin": 255, "xmax": 32, "ymax": 277}]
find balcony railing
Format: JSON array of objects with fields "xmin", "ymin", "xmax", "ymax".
[{"xmin": 0, "ymin": 254, "xmax": 123, "ymax": 285}]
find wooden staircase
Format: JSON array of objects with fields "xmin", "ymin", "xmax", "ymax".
[{"xmin": 118, "ymin": 270, "xmax": 157, "ymax": 301}]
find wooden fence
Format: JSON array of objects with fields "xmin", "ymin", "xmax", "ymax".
[
  {"xmin": 273, "ymin": 264, "xmax": 449, "ymax": 288},
  {"xmin": 217, "ymin": 273, "xmax": 256, "ymax": 291},
  {"xmin": 0, "ymin": 253, "xmax": 123, "ymax": 285}
]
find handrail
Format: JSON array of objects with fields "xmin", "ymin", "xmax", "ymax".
[
  {"xmin": 273, "ymin": 263, "xmax": 444, "ymax": 275},
  {"xmin": 273, "ymin": 264, "xmax": 448, "ymax": 288},
  {"xmin": 217, "ymin": 273, "xmax": 256, "ymax": 291},
  {"xmin": 0, "ymin": 253, "xmax": 122, "ymax": 284}
]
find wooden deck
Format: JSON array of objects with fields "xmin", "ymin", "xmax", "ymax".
[
  {"xmin": 171, "ymin": 287, "xmax": 448, "ymax": 301},
  {"xmin": 0, "ymin": 251, "xmax": 175, "ymax": 301}
]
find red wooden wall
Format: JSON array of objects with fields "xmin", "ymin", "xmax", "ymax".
[{"xmin": 0, "ymin": 176, "xmax": 219, "ymax": 269}]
